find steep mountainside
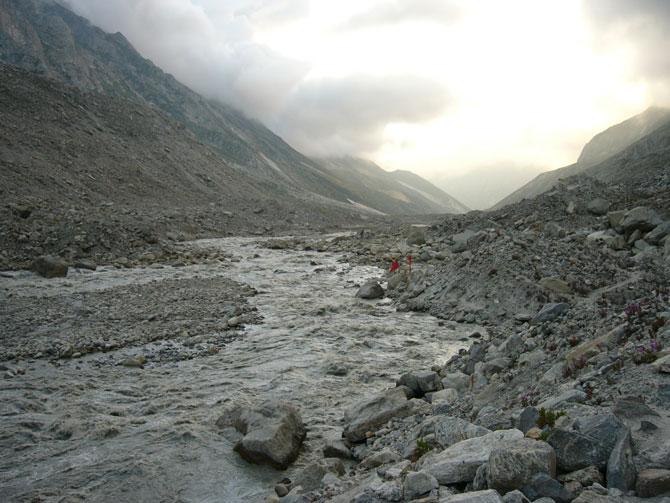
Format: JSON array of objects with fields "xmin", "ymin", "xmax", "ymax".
[
  {"xmin": 318, "ymin": 157, "xmax": 468, "ymax": 215},
  {"xmin": 0, "ymin": 64, "xmax": 375, "ymax": 267},
  {"xmin": 0, "ymin": 0, "xmax": 354, "ymax": 201},
  {"xmin": 493, "ymin": 107, "xmax": 670, "ymax": 209},
  {"xmin": 0, "ymin": 0, "xmax": 464, "ymax": 216}
]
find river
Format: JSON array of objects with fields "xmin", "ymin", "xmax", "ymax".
[{"xmin": 0, "ymin": 234, "xmax": 471, "ymax": 502}]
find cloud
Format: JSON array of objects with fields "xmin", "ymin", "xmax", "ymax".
[
  {"xmin": 584, "ymin": 0, "xmax": 670, "ymax": 93},
  {"xmin": 273, "ymin": 75, "xmax": 449, "ymax": 155},
  {"xmin": 343, "ymin": 0, "xmax": 461, "ymax": 30},
  {"xmin": 63, "ymin": 0, "xmax": 450, "ymax": 156}
]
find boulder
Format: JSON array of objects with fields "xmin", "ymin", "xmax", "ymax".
[
  {"xmin": 621, "ymin": 206, "xmax": 663, "ymax": 234},
  {"xmin": 343, "ymin": 387, "xmax": 417, "ymax": 442},
  {"xmin": 407, "ymin": 227, "xmax": 426, "ymax": 246},
  {"xmin": 397, "ymin": 370, "xmax": 442, "ymax": 398},
  {"xmin": 520, "ymin": 472, "xmax": 571, "ymax": 503},
  {"xmin": 403, "ymin": 471, "xmax": 438, "ymax": 500},
  {"xmin": 31, "ymin": 255, "xmax": 68, "ymax": 278},
  {"xmin": 441, "ymin": 372, "xmax": 471, "ymax": 393},
  {"xmin": 220, "ymin": 401, "xmax": 306, "ymax": 469},
  {"xmin": 323, "ymin": 437, "xmax": 352, "ymax": 459},
  {"xmin": 538, "ymin": 389, "xmax": 586, "ymax": 410},
  {"xmin": 636, "ymin": 468, "xmax": 670, "ymax": 497},
  {"xmin": 606, "ymin": 429, "xmax": 635, "ymax": 492},
  {"xmin": 586, "ymin": 230, "xmax": 625, "ymax": 250},
  {"xmin": 450, "ymin": 229, "xmax": 478, "ymax": 253},
  {"xmin": 558, "ymin": 465, "xmax": 604, "ymax": 486},
  {"xmin": 440, "ymin": 490, "xmax": 503, "ymax": 502},
  {"xmin": 418, "ymin": 429, "xmax": 523, "ymax": 484},
  {"xmin": 587, "ymin": 198, "xmax": 610, "ymax": 216},
  {"xmin": 356, "ymin": 280, "xmax": 384, "ymax": 299},
  {"xmin": 607, "ymin": 210, "xmax": 626, "ymax": 229},
  {"xmin": 360, "ymin": 448, "xmax": 400, "ymax": 469},
  {"xmin": 546, "ymin": 414, "xmax": 625, "ymax": 472},
  {"xmin": 532, "ymin": 303, "xmax": 569, "ymax": 324},
  {"xmin": 487, "ymin": 439, "xmax": 557, "ymax": 493},
  {"xmin": 645, "ymin": 222, "xmax": 670, "ymax": 245},
  {"xmin": 413, "ymin": 415, "xmax": 490, "ymax": 450},
  {"xmin": 501, "ymin": 490, "xmax": 530, "ymax": 503}
]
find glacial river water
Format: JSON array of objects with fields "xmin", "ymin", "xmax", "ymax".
[{"xmin": 0, "ymin": 235, "xmax": 471, "ymax": 502}]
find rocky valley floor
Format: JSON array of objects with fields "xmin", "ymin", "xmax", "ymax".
[{"xmin": 1, "ymin": 176, "xmax": 670, "ymax": 503}]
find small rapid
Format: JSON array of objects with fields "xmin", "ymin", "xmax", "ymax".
[{"xmin": 0, "ymin": 235, "xmax": 472, "ymax": 502}]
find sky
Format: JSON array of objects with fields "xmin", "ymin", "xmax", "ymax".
[{"xmin": 67, "ymin": 0, "xmax": 670, "ymax": 207}]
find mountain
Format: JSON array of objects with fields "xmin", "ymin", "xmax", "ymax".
[
  {"xmin": 433, "ymin": 164, "xmax": 546, "ymax": 210},
  {"xmin": 492, "ymin": 107, "xmax": 670, "ymax": 209},
  {"xmin": 318, "ymin": 157, "xmax": 469, "ymax": 215},
  {"xmin": 0, "ymin": 0, "xmax": 464, "ymax": 216}
]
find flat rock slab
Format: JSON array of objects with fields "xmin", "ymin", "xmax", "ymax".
[
  {"xmin": 218, "ymin": 400, "xmax": 306, "ymax": 470},
  {"xmin": 419, "ymin": 429, "xmax": 523, "ymax": 484},
  {"xmin": 343, "ymin": 387, "xmax": 416, "ymax": 443}
]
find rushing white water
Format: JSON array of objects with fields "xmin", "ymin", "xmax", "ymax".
[{"xmin": 0, "ymin": 235, "xmax": 471, "ymax": 502}]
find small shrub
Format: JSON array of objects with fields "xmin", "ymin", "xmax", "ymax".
[
  {"xmin": 536, "ymin": 408, "xmax": 566, "ymax": 429},
  {"xmin": 415, "ymin": 438, "xmax": 433, "ymax": 458},
  {"xmin": 539, "ymin": 430, "xmax": 551, "ymax": 442}
]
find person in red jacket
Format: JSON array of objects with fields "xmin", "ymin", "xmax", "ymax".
[{"xmin": 389, "ymin": 257, "xmax": 400, "ymax": 273}]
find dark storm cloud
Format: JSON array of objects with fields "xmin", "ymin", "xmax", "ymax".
[
  {"xmin": 273, "ymin": 75, "xmax": 449, "ymax": 155},
  {"xmin": 344, "ymin": 0, "xmax": 461, "ymax": 30},
  {"xmin": 584, "ymin": 0, "xmax": 670, "ymax": 82}
]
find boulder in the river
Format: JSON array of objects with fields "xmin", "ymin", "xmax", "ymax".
[
  {"xmin": 397, "ymin": 370, "xmax": 442, "ymax": 398},
  {"xmin": 219, "ymin": 400, "xmax": 306, "ymax": 469},
  {"xmin": 356, "ymin": 280, "xmax": 385, "ymax": 299},
  {"xmin": 31, "ymin": 255, "xmax": 68, "ymax": 278},
  {"xmin": 343, "ymin": 387, "xmax": 417, "ymax": 442}
]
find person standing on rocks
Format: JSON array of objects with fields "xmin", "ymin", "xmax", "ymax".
[{"xmin": 389, "ymin": 257, "xmax": 400, "ymax": 273}]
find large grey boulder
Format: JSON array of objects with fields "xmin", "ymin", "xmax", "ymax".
[
  {"xmin": 606, "ymin": 429, "xmax": 635, "ymax": 492},
  {"xmin": 487, "ymin": 439, "xmax": 556, "ymax": 493},
  {"xmin": 418, "ymin": 429, "xmax": 523, "ymax": 484},
  {"xmin": 587, "ymin": 198, "xmax": 610, "ymax": 216},
  {"xmin": 440, "ymin": 490, "xmax": 503, "ymax": 502},
  {"xmin": 356, "ymin": 280, "xmax": 385, "ymax": 299},
  {"xmin": 31, "ymin": 255, "xmax": 68, "ymax": 278},
  {"xmin": 219, "ymin": 401, "xmax": 306, "ymax": 469},
  {"xmin": 547, "ymin": 414, "xmax": 625, "ymax": 472},
  {"xmin": 403, "ymin": 470, "xmax": 438, "ymax": 500},
  {"xmin": 532, "ymin": 303, "xmax": 569, "ymax": 324},
  {"xmin": 343, "ymin": 387, "xmax": 417, "ymax": 442},
  {"xmin": 621, "ymin": 206, "xmax": 663, "ymax": 233}
]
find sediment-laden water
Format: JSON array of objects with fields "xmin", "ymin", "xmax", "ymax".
[{"xmin": 0, "ymin": 235, "xmax": 471, "ymax": 502}]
